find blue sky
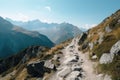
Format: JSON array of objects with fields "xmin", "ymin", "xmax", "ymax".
[{"xmin": 0, "ymin": 0, "xmax": 120, "ymax": 29}]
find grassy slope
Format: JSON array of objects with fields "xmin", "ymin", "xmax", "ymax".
[{"xmin": 86, "ymin": 10, "xmax": 120, "ymax": 80}]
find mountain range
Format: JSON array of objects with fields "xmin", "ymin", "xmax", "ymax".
[
  {"xmin": 6, "ymin": 18, "xmax": 82, "ymax": 44},
  {"xmin": 0, "ymin": 17, "xmax": 54, "ymax": 58}
]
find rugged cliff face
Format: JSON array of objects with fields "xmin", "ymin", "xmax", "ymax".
[{"xmin": 0, "ymin": 10, "xmax": 120, "ymax": 80}]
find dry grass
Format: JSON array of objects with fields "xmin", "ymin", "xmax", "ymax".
[
  {"xmin": 93, "ymin": 34, "xmax": 117, "ymax": 58},
  {"xmin": 15, "ymin": 68, "xmax": 28, "ymax": 80},
  {"xmin": 48, "ymin": 44, "xmax": 64, "ymax": 54},
  {"xmin": 48, "ymin": 38, "xmax": 72, "ymax": 54}
]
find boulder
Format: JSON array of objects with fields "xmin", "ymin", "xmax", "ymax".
[
  {"xmin": 110, "ymin": 40, "xmax": 120, "ymax": 55},
  {"xmin": 99, "ymin": 53, "xmax": 114, "ymax": 64},
  {"xmin": 78, "ymin": 32, "xmax": 87, "ymax": 45},
  {"xmin": 27, "ymin": 61, "xmax": 51, "ymax": 77}
]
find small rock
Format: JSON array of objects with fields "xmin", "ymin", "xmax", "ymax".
[
  {"xmin": 105, "ymin": 26, "xmax": 112, "ymax": 33},
  {"xmin": 44, "ymin": 60, "xmax": 54, "ymax": 69},
  {"xmin": 89, "ymin": 42, "xmax": 93, "ymax": 50},
  {"xmin": 98, "ymin": 32, "xmax": 104, "ymax": 44},
  {"xmin": 65, "ymin": 71, "xmax": 81, "ymax": 80},
  {"xmin": 91, "ymin": 55, "xmax": 98, "ymax": 60}
]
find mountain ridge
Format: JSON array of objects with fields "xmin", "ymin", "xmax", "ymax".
[{"xmin": 6, "ymin": 18, "xmax": 82, "ymax": 44}]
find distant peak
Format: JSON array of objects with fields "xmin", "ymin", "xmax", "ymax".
[
  {"xmin": 27, "ymin": 19, "xmax": 42, "ymax": 23},
  {"xmin": 32, "ymin": 19, "xmax": 40, "ymax": 22},
  {"xmin": 60, "ymin": 22, "xmax": 74, "ymax": 26}
]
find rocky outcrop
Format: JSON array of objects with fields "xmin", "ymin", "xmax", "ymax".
[
  {"xmin": 0, "ymin": 46, "xmax": 47, "ymax": 74},
  {"xmin": 78, "ymin": 32, "xmax": 87, "ymax": 45},
  {"xmin": 27, "ymin": 61, "xmax": 51, "ymax": 77}
]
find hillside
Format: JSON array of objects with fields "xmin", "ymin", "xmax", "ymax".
[
  {"xmin": 6, "ymin": 18, "xmax": 82, "ymax": 44},
  {"xmin": 0, "ymin": 10, "xmax": 120, "ymax": 80},
  {"xmin": 0, "ymin": 17, "xmax": 54, "ymax": 58},
  {"xmin": 79, "ymin": 9, "xmax": 120, "ymax": 80}
]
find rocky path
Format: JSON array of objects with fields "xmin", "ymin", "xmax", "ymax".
[{"xmin": 49, "ymin": 37, "xmax": 111, "ymax": 80}]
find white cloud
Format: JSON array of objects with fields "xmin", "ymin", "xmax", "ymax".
[
  {"xmin": 45, "ymin": 6, "xmax": 51, "ymax": 12},
  {"xmin": 84, "ymin": 24, "xmax": 97, "ymax": 29}
]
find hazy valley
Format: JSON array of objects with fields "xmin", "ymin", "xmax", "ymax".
[{"xmin": 6, "ymin": 18, "xmax": 82, "ymax": 44}]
